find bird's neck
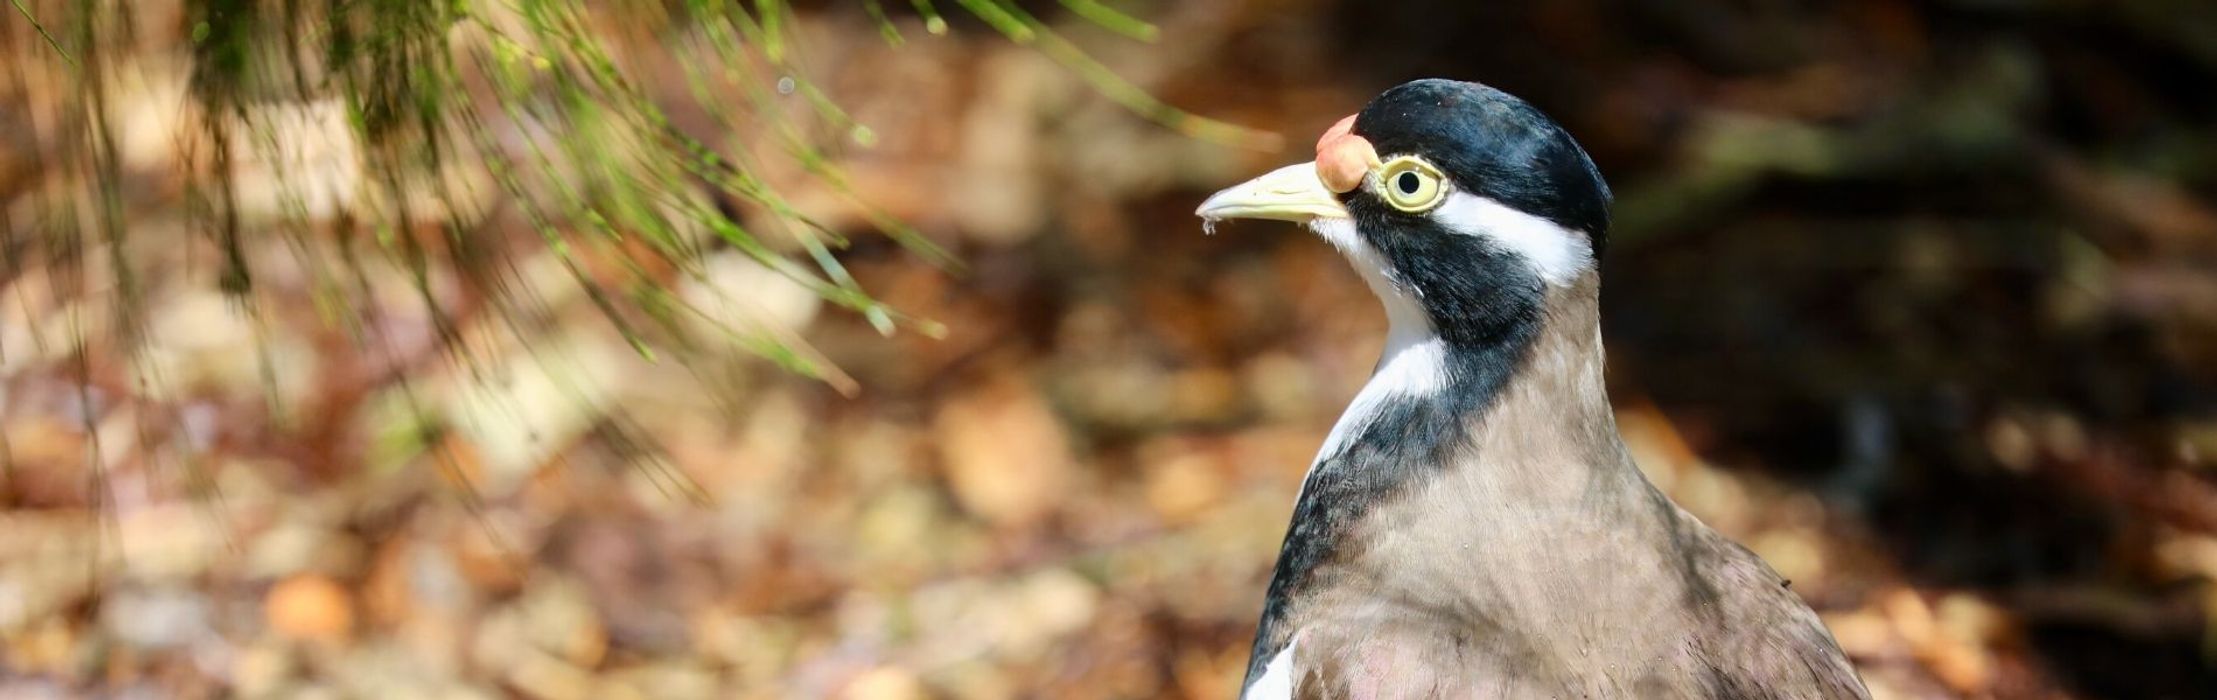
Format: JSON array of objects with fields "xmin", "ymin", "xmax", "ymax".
[
  {"xmin": 1427, "ymin": 274, "xmax": 1642, "ymax": 507},
  {"xmin": 1251, "ymin": 272, "xmax": 1646, "ymax": 679},
  {"xmin": 1448, "ymin": 271, "xmax": 1624, "ymax": 478},
  {"xmin": 1312, "ymin": 269, "xmax": 1620, "ymax": 474}
]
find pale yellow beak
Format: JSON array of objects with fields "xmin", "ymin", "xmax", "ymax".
[{"xmin": 1195, "ymin": 162, "xmax": 1351, "ymax": 224}]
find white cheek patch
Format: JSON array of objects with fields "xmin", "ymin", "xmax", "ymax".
[
  {"xmin": 1315, "ymin": 336, "xmax": 1447, "ymax": 462},
  {"xmin": 1309, "ymin": 218, "xmax": 1431, "ymax": 341},
  {"xmin": 1306, "ymin": 218, "xmax": 1448, "ymax": 465},
  {"xmin": 1244, "ymin": 635, "xmax": 1302, "ymax": 700},
  {"xmin": 1430, "ymin": 191, "xmax": 1594, "ymax": 286},
  {"xmin": 1304, "ymin": 216, "xmax": 1367, "ymax": 259}
]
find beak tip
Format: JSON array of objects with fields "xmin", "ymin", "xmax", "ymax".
[
  {"xmin": 1192, "ymin": 162, "xmax": 1351, "ymax": 226},
  {"xmin": 1191, "ymin": 191, "xmax": 1235, "ymax": 222}
]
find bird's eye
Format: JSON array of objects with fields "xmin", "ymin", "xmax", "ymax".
[{"xmin": 1375, "ymin": 156, "xmax": 1446, "ymax": 213}]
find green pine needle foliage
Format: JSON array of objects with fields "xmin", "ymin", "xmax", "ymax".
[{"xmin": 2, "ymin": 0, "xmax": 1269, "ymax": 495}]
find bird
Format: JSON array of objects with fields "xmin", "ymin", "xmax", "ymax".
[{"xmin": 1195, "ymin": 79, "xmax": 1870, "ymax": 699}]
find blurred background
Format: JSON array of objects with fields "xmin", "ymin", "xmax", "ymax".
[{"xmin": 5, "ymin": 1, "xmax": 2217, "ymax": 698}]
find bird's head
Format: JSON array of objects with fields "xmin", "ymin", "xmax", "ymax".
[{"xmin": 1198, "ymin": 79, "xmax": 1611, "ymax": 348}]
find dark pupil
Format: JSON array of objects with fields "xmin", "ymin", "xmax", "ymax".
[{"xmin": 1395, "ymin": 171, "xmax": 1421, "ymax": 195}]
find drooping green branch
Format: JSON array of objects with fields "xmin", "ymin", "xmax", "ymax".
[{"xmin": 3, "ymin": 0, "xmax": 1270, "ymax": 489}]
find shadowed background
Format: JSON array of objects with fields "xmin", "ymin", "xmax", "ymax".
[{"xmin": 3, "ymin": 1, "xmax": 2215, "ymax": 698}]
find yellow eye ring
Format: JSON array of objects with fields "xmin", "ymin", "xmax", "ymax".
[{"xmin": 1375, "ymin": 156, "xmax": 1447, "ymax": 213}]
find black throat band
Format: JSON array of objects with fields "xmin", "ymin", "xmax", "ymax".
[{"xmin": 1242, "ymin": 215, "xmax": 1549, "ymax": 687}]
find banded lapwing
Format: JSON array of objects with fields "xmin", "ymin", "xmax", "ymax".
[{"xmin": 1198, "ymin": 79, "xmax": 1868, "ymax": 700}]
